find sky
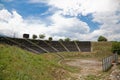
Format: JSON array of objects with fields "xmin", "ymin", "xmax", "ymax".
[{"xmin": 0, "ymin": 0, "xmax": 120, "ymax": 41}]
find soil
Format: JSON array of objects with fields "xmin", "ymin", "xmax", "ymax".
[{"xmin": 61, "ymin": 59, "xmax": 102, "ymax": 80}]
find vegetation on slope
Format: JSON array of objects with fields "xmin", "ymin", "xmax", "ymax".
[
  {"xmin": 112, "ymin": 41, "xmax": 120, "ymax": 54},
  {"xmin": 92, "ymin": 42, "xmax": 112, "ymax": 58},
  {"xmin": 0, "ymin": 44, "xmax": 69, "ymax": 80}
]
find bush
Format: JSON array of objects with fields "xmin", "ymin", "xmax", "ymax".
[
  {"xmin": 98, "ymin": 36, "xmax": 107, "ymax": 42},
  {"xmin": 59, "ymin": 39, "xmax": 63, "ymax": 42},
  {"xmin": 32, "ymin": 34, "xmax": 37, "ymax": 39},
  {"xmin": 112, "ymin": 42, "xmax": 120, "ymax": 54},
  {"xmin": 39, "ymin": 34, "xmax": 45, "ymax": 39},
  {"xmin": 48, "ymin": 37, "xmax": 52, "ymax": 41},
  {"xmin": 64, "ymin": 38, "xmax": 71, "ymax": 42}
]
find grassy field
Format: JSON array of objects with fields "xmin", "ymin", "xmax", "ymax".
[{"xmin": 0, "ymin": 42, "xmax": 113, "ymax": 80}]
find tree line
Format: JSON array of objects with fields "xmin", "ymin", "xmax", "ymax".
[
  {"xmin": 32, "ymin": 34, "xmax": 109, "ymax": 42},
  {"xmin": 32, "ymin": 34, "xmax": 71, "ymax": 42}
]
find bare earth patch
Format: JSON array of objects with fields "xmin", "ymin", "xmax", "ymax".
[{"xmin": 61, "ymin": 59, "xmax": 102, "ymax": 79}]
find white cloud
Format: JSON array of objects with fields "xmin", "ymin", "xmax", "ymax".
[
  {"xmin": 91, "ymin": 7, "xmax": 120, "ymax": 41},
  {"xmin": 0, "ymin": 9, "xmax": 12, "ymax": 22},
  {"xmin": 0, "ymin": 9, "xmax": 90, "ymax": 40},
  {"xmin": 29, "ymin": 0, "xmax": 120, "ymax": 16},
  {"xmin": 47, "ymin": 12, "xmax": 90, "ymax": 40},
  {"xmin": 1, "ymin": 8, "xmax": 119, "ymax": 41},
  {"xmin": 28, "ymin": 0, "xmax": 120, "ymax": 40},
  {"xmin": 0, "ymin": 9, "xmax": 26, "ymax": 37},
  {"xmin": 49, "ymin": 12, "xmax": 90, "ymax": 33},
  {"xmin": 0, "ymin": 0, "xmax": 120, "ymax": 41}
]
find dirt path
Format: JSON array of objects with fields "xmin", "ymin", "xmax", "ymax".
[{"xmin": 61, "ymin": 59, "xmax": 102, "ymax": 79}]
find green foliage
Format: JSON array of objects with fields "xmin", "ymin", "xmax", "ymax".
[
  {"xmin": 112, "ymin": 42, "xmax": 120, "ymax": 54},
  {"xmin": 64, "ymin": 38, "xmax": 71, "ymax": 42},
  {"xmin": 48, "ymin": 37, "xmax": 53, "ymax": 41},
  {"xmin": 85, "ymin": 75, "xmax": 100, "ymax": 80},
  {"xmin": 59, "ymin": 39, "xmax": 63, "ymax": 42},
  {"xmin": 39, "ymin": 34, "xmax": 45, "ymax": 39},
  {"xmin": 98, "ymin": 36, "xmax": 107, "ymax": 42},
  {"xmin": 32, "ymin": 34, "xmax": 37, "ymax": 39}
]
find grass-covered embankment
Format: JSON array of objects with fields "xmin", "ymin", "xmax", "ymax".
[{"xmin": 0, "ymin": 44, "xmax": 69, "ymax": 80}]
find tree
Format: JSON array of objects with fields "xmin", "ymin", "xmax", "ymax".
[
  {"xmin": 64, "ymin": 38, "xmax": 71, "ymax": 42},
  {"xmin": 73, "ymin": 40, "xmax": 79, "ymax": 42},
  {"xmin": 98, "ymin": 36, "xmax": 107, "ymax": 42},
  {"xmin": 32, "ymin": 34, "xmax": 37, "ymax": 39},
  {"xmin": 112, "ymin": 42, "xmax": 120, "ymax": 54},
  {"xmin": 59, "ymin": 39, "xmax": 63, "ymax": 42},
  {"xmin": 48, "ymin": 37, "xmax": 52, "ymax": 41},
  {"xmin": 39, "ymin": 34, "xmax": 45, "ymax": 39}
]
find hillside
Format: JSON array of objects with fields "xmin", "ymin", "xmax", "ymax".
[
  {"xmin": 0, "ymin": 42, "xmax": 113, "ymax": 80},
  {"xmin": 0, "ymin": 44, "xmax": 70, "ymax": 80}
]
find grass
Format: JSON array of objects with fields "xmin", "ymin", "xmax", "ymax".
[
  {"xmin": 0, "ymin": 44, "xmax": 70, "ymax": 80},
  {"xmin": 84, "ymin": 75, "xmax": 100, "ymax": 80},
  {"xmin": 92, "ymin": 42, "xmax": 112, "ymax": 55},
  {"xmin": 0, "ymin": 42, "xmax": 113, "ymax": 80}
]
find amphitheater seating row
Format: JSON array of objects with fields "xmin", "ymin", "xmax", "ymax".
[
  {"xmin": 30, "ymin": 40, "xmax": 56, "ymax": 52},
  {"xmin": 77, "ymin": 42, "xmax": 91, "ymax": 52},
  {"xmin": 47, "ymin": 41, "xmax": 67, "ymax": 52},
  {"xmin": 0, "ymin": 37, "xmax": 91, "ymax": 53},
  {"xmin": 13, "ymin": 38, "xmax": 47, "ymax": 53},
  {"xmin": 0, "ymin": 37, "xmax": 46, "ymax": 53},
  {"xmin": 62, "ymin": 42, "xmax": 78, "ymax": 52}
]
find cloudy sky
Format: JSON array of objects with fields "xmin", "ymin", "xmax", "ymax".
[{"xmin": 0, "ymin": 0, "xmax": 120, "ymax": 41}]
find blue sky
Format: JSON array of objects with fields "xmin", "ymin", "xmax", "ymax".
[
  {"xmin": 1, "ymin": 0, "xmax": 49, "ymax": 18},
  {"xmin": 0, "ymin": 0, "xmax": 120, "ymax": 41}
]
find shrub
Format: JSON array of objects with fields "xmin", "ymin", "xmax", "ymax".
[
  {"xmin": 32, "ymin": 34, "xmax": 37, "ymax": 39},
  {"xmin": 59, "ymin": 39, "xmax": 63, "ymax": 42},
  {"xmin": 64, "ymin": 38, "xmax": 71, "ymax": 42},
  {"xmin": 112, "ymin": 42, "xmax": 120, "ymax": 54},
  {"xmin": 98, "ymin": 36, "xmax": 107, "ymax": 42},
  {"xmin": 39, "ymin": 34, "xmax": 45, "ymax": 39},
  {"xmin": 48, "ymin": 37, "xmax": 52, "ymax": 41}
]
